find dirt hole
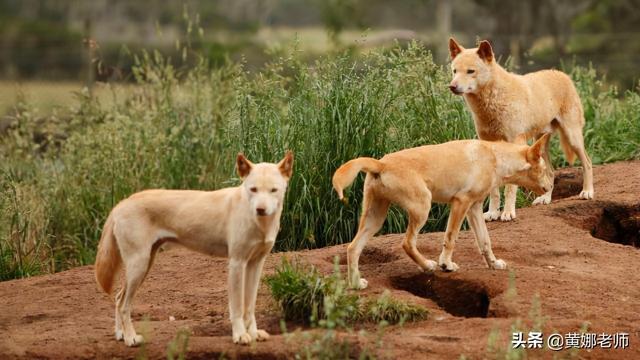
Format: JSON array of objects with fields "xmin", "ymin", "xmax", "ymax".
[
  {"xmin": 326, "ymin": 247, "xmax": 400, "ymax": 265},
  {"xmin": 591, "ymin": 204, "xmax": 640, "ymax": 248},
  {"xmin": 390, "ymin": 273, "xmax": 490, "ymax": 318},
  {"xmin": 552, "ymin": 170, "xmax": 583, "ymax": 200}
]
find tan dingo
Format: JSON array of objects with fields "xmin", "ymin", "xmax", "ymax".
[
  {"xmin": 95, "ymin": 152, "xmax": 294, "ymax": 346},
  {"xmin": 332, "ymin": 137, "xmax": 551, "ymax": 289},
  {"xmin": 448, "ymin": 38, "xmax": 594, "ymax": 222}
]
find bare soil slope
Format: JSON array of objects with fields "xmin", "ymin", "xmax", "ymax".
[{"xmin": 1, "ymin": 161, "xmax": 639, "ymax": 359}]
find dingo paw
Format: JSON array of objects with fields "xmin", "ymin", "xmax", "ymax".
[
  {"xmin": 483, "ymin": 210, "xmax": 501, "ymax": 222},
  {"xmin": 115, "ymin": 330, "xmax": 124, "ymax": 341},
  {"xmin": 500, "ymin": 209, "xmax": 516, "ymax": 221},
  {"xmin": 124, "ymin": 334, "xmax": 144, "ymax": 347},
  {"xmin": 532, "ymin": 194, "xmax": 552, "ymax": 205},
  {"xmin": 254, "ymin": 329, "xmax": 270, "ymax": 341},
  {"xmin": 579, "ymin": 189, "xmax": 594, "ymax": 200},
  {"xmin": 425, "ymin": 260, "xmax": 438, "ymax": 272},
  {"xmin": 492, "ymin": 259, "xmax": 507, "ymax": 270},
  {"xmin": 351, "ymin": 278, "xmax": 368, "ymax": 290},
  {"xmin": 439, "ymin": 261, "xmax": 459, "ymax": 272},
  {"xmin": 233, "ymin": 332, "xmax": 252, "ymax": 345}
]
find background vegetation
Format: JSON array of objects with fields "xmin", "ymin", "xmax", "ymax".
[
  {"xmin": 1, "ymin": 36, "xmax": 639, "ymax": 280},
  {"xmin": 1, "ymin": 0, "xmax": 640, "ymax": 89},
  {"xmin": 1, "ymin": 1, "xmax": 640, "ymax": 281}
]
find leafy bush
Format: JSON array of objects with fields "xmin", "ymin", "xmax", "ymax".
[
  {"xmin": 361, "ymin": 290, "xmax": 428, "ymax": 325},
  {"xmin": 268, "ymin": 257, "xmax": 424, "ymax": 359},
  {"xmin": 265, "ymin": 257, "xmax": 360, "ymax": 326},
  {"xmin": 265, "ymin": 257, "xmax": 427, "ymax": 327},
  {"xmin": 264, "ymin": 257, "xmax": 327, "ymax": 323}
]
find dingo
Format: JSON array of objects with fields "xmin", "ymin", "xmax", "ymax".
[
  {"xmin": 95, "ymin": 152, "xmax": 294, "ymax": 346},
  {"xmin": 448, "ymin": 38, "xmax": 593, "ymax": 222},
  {"xmin": 332, "ymin": 137, "xmax": 551, "ymax": 289}
]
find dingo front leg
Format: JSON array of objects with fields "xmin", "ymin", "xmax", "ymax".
[
  {"xmin": 500, "ymin": 185, "xmax": 518, "ymax": 221},
  {"xmin": 438, "ymin": 198, "xmax": 471, "ymax": 272},
  {"xmin": 244, "ymin": 250, "xmax": 270, "ymax": 342},
  {"xmin": 483, "ymin": 187, "xmax": 501, "ymax": 221},
  {"xmin": 229, "ymin": 257, "xmax": 251, "ymax": 345},
  {"xmin": 467, "ymin": 202, "xmax": 507, "ymax": 270}
]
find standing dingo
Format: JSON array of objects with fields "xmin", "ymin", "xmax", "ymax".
[
  {"xmin": 333, "ymin": 137, "xmax": 552, "ymax": 289},
  {"xmin": 95, "ymin": 152, "xmax": 293, "ymax": 346},
  {"xmin": 448, "ymin": 38, "xmax": 594, "ymax": 222}
]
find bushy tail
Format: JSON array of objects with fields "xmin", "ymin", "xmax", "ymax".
[
  {"xmin": 332, "ymin": 157, "xmax": 384, "ymax": 199},
  {"xmin": 95, "ymin": 213, "xmax": 121, "ymax": 295},
  {"xmin": 558, "ymin": 129, "xmax": 576, "ymax": 165}
]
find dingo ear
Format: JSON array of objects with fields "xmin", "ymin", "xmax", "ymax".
[
  {"xmin": 278, "ymin": 150, "xmax": 294, "ymax": 179},
  {"xmin": 527, "ymin": 134, "xmax": 550, "ymax": 163},
  {"xmin": 449, "ymin": 37, "xmax": 464, "ymax": 59},
  {"xmin": 236, "ymin": 153, "xmax": 253, "ymax": 178},
  {"xmin": 477, "ymin": 40, "xmax": 494, "ymax": 63}
]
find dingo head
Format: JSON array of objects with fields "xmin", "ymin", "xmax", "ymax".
[
  {"xmin": 236, "ymin": 151, "xmax": 294, "ymax": 217},
  {"xmin": 504, "ymin": 134, "xmax": 553, "ymax": 195},
  {"xmin": 448, "ymin": 38, "xmax": 495, "ymax": 95}
]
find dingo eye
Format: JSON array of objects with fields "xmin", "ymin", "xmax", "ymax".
[
  {"xmin": 467, "ymin": 69, "xmax": 475, "ymax": 74},
  {"xmin": 453, "ymin": 69, "xmax": 457, "ymax": 74},
  {"xmin": 250, "ymin": 187, "xmax": 257, "ymax": 193},
  {"xmin": 270, "ymin": 188, "xmax": 278, "ymax": 193}
]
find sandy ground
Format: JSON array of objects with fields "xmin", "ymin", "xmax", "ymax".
[{"xmin": 1, "ymin": 161, "xmax": 639, "ymax": 359}]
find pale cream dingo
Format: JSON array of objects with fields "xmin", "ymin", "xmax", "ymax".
[
  {"xmin": 332, "ymin": 137, "xmax": 551, "ymax": 289},
  {"xmin": 95, "ymin": 152, "xmax": 294, "ymax": 346},
  {"xmin": 448, "ymin": 38, "xmax": 594, "ymax": 222}
]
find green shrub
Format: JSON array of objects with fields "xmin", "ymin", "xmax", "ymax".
[
  {"xmin": 361, "ymin": 290, "xmax": 428, "ymax": 325},
  {"xmin": 264, "ymin": 257, "xmax": 327, "ymax": 323},
  {"xmin": 265, "ymin": 257, "xmax": 360, "ymax": 326},
  {"xmin": 269, "ymin": 257, "xmax": 425, "ymax": 359},
  {"xmin": 265, "ymin": 257, "xmax": 427, "ymax": 327}
]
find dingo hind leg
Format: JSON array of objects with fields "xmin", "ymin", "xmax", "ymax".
[
  {"xmin": 114, "ymin": 223, "xmax": 157, "ymax": 347},
  {"xmin": 558, "ymin": 111, "xmax": 593, "ymax": 199},
  {"xmin": 114, "ymin": 288, "xmax": 125, "ymax": 341},
  {"xmin": 118, "ymin": 254, "xmax": 152, "ymax": 347},
  {"xmin": 347, "ymin": 189, "xmax": 390, "ymax": 290},
  {"xmin": 532, "ymin": 132, "xmax": 554, "ymax": 205},
  {"xmin": 501, "ymin": 134, "xmax": 527, "ymax": 219},
  {"xmin": 399, "ymin": 185, "xmax": 437, "ymax": 273}
]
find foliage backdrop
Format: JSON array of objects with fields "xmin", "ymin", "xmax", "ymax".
[{"xmin": 1, "ymin": 42, "xmax": 639, "ymax": 280}]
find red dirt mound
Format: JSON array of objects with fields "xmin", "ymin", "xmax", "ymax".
[{"xmin": 1, "ymin": 161, "xmax": 639, "ymax": 359}]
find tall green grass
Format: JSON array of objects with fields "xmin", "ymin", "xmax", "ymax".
[{"xmin": 1, "ymin": 41, "xmax": 639, "ymax": 280}]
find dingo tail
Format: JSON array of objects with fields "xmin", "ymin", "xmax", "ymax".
[
  {"xmin": 95, "ymin": 213, "xmax": 121, "ymax": 295},
  {"xmin": 332, "ymin": 157, "xmax": 384, "ymax": 199}
]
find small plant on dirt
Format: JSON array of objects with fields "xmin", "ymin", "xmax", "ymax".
[
  {"xmin": 315, "ymin": 257, "xmax": 361, "ymax": 328},
  {"xmin": 361, "ymin": 290, "xmax": 428, "ymax": 325},
  {"xmin": 264, "ymin": 256, "xmax": 360, "ymax": 325},
  {"xmin": 264, "ymin": 257, "xmax": 327, "ymax": 323},
  {"xmin": 268, "ymin": 256, "xmax": 427, "ymax": 359},
  {"xmin": 166, "ymin": 328, "xmax": 190, "ymax": 360},
  {"xmin": 265, "ymin": 256, "xmax": 428, "ymax": 326}
]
